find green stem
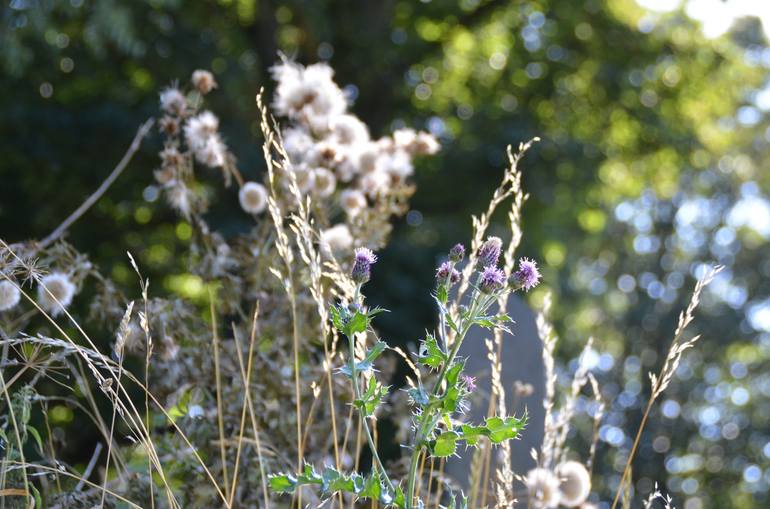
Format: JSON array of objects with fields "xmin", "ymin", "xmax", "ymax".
[
  {"xmin": 405, "ymin": 289, "xmax": 498, "ymax": 508},
  {"xmin": 348, "ymin": 286, "xmax": 393, "ymax": 490}
]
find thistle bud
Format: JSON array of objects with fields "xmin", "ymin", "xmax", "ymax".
[
  {"xmin": 448, "ymin": 243, "xmax": 465, "ymax": 263},
  {"xmin": 351, "ymin": 247, "xmax": 377, "ymax": 284},
  {"xmin": 555, "ymin": 461, "xmax": 591, "ymax": 507},
  {"xmin": 436, "ymin": 261, "xmax": 460, "ymax": 286},
  {"xmin": 510, "ymin": 257, "xmax": 542, "ymax": 291},
  {"xmin": 479, "ymin": 266, "xmax": 506, "ymax": 294},
  {"xmin": 477, "ymin": 236, "xmax": 502, "ymax": 267}
]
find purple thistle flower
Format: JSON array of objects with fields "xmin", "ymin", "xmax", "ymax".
[
  {"xmin": 477, "ymin": 236, "xmax": 502, "ymax": 267},
  {"xmin": 351, "ymin": 247, "xmax": 377, "ymax": 284},
  {"xmin": 479, "ymin": 265, "xmax": 506, "ymax": 293},
  {"xmin": 511, "ymin": 257, "xmax": 541, "ymax": 291},
  {"xmin": 449, "ymin": 243, "xmax": 465, "ymax": 263},
  {"xmin": 461, "ymin": 375, "xmax": 477, "ymax": 392},
  {"xmin": 436, "ymin": 261, "xmax": 460, "ymax": 286}
]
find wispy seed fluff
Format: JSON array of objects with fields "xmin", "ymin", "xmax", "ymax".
[
  {"xmin": 191, "ymin": 69, "xmax": 217, "ymax": 95},
  {"xmin": 340, "ymin": 189, "xmax": 367, "ymax": 217},
  {"xmin": 321, "ymin": 224, "xmax": 353, "ymax": 255},
  {"xmin": 555, "ymin": 461, "xmax": 591, "ymax": 507},
  {"xmin": 0, "ymin": 280, "xmax": 21, "ymax": 311},
  {"xmin": 238, "ymin": 182, "xmax": 268, "ymax": 214},
  {"xmin": 525, "ymin": 467, "xmax": 561, "ymax": 509},
  {"xmin": 37, "ymin": 272, "xmax": 76, "ymax": 317},
  {"xmin": 159, "ymin": 87, "xmax": 186, "ymax": 115}
]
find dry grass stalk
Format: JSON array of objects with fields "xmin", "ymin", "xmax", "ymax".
[{"xmin": 610, "ymin": 265, "xmax": 722, "ymax": 509}]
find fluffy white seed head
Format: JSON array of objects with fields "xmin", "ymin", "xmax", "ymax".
[
  {"xmin": 340, "ymin": 189, "xmax": 367, "ymax": 217},
  {"xmin": 37, "ymin": 272, "xmax": 76, "ymax": 317},
  {"xmin": 555, "ymin": 461, "xmax": 591, "ymax": 507},
  {"xmin": 525, "ymin": 468, "xmax": 561, "ymax": 509},
  {"xmin": 0, "ymin": 280, "xmax": 21, "ymax": 311},
  {"xmin": 239, "ymin": 182, "xmax": 268, "ymax": 214},
  {"xmin": 159, "ymin": 87, "xmax": 186, "ymax": 115},
  {"xmin": 320, "ymin": 224, "xmax": 353, "ymax": 255},
  {"xmin": 359, "ymin": 169, "xmax": 391, "ymax": 198},
  {"xmin": 184, "ymin": 111, "xmax": 220, "ymax": 150},
  {"xmin": 195, "ymin": 135, "xmax": 226, "ymax": 168},
  {"xmin": 191, "ymin": 69, "xmax": 217, "ymax": 94},
  {"xmin": 330, "ymin": 114, "xmax": 370, "ymax": 146},
  {"xmin": 312, "ymin": 168, "xmax": 337, "ymax": 198},
  {"xmin": 270, "ymin": 61, "xmax": 346, "ymax": 126}
]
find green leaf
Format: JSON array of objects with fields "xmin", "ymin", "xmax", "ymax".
[
  {"xmin": 269, "ymin": 473, "xmax": 297, "ymax": 493},
  {"xmin": 418, "ymin": 334, "xmax": 446, "ymax": 369},
  {"xmin": 485, "ymin": 416, "xmax": 526, "ymax": 443},
  {"xmin": 346, "ymin": 310, "xmax": 369, "ymax": 335},
  {"xmin": 330, "ymin": 305, "xmax": 345, "ymax": 332},
  {"xmin": 408, "ymin": 385, "xmax": 430, "ymax": 406},
  {"xmin": 436, "ymin": 285, "xmax": 448, "ymax": 304},
  {"xmin": 445, "ymin": 360, "xmax": 465, "ymax": 386},
  {"xmin": 432, "ymin": 431, "xmax": 460, "ymax": 457},
  {"xmin": 456, "ymin": 415, "xmax": 527, "ymax": 447},
  {"xmin": 442, "ymin": 386, "xmax": 461, "ymax": 412},
  {"xmin": 25, "ymin": 425, "xmax": 44, "ymax": 455},
  {"xmin": 355, "ymin": 376, "xmax": 389, "ymax": 416}
]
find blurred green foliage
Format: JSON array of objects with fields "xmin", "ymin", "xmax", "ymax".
[{"xmin": 1, "ymin": 0, "xmax": 769, "ymax": 507}]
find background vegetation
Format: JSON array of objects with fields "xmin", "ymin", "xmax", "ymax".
[{"xmin": 1, "ymin": 1, "xmax": 768, "ymax": 507}]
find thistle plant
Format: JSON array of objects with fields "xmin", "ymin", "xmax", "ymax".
[{"xmin": 269, "ymin": 237, "xmax": 540, "ymax": 508}]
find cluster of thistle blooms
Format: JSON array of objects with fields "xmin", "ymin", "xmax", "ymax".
[
  {"xmin": 269, "ymin": 239, "xmax": 543, "ymax": 508},
  {"xmin": 271, "ymin": 60, "xmax": 439, "ymax": 253}
]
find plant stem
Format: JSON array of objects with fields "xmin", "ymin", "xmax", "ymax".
[{"xmin": 348, "ymin": 287, "xmax": 393, "ymax": 490}]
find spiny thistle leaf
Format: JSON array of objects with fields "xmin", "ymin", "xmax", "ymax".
[
  {"xmin": 431, "ymin": 431, "xmax": 460, "ymax": 457},
  {"xmin": 418, "ymin": 333, "xmax": 447, "ymax": 369}
]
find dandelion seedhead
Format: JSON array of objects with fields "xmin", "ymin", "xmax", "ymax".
[
  {"xmin": 525, "ymin": 467, "xmax": 561, "ymax": 509},
  {"xmin": 238, "ymin": 181, "xmax": 268, "ymax": 214},
  {"xmin": 555, "ymin": 461, "xmax": 591, "ymax": 507},
  {"xmin": 37, "ymin": 272, "xmax": 76, "ymax": 316}
]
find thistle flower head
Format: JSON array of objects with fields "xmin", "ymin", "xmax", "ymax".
[
  {"xmin": 511, "ymin": 257, "xmax": 542, "ymax": 291},
  {"xmin": 461, "ymin": 374, "xmax": 477, "ymax": 392},
  {"xmin": 351, "ymin": 247, "xmax": 377, "ymax": 284},
  {"xmin": 0, "ymin": 280, "xmax": 21, "ymax": 311},
  {"xmin": 555, "ymin": 461, "xmax": 591, "ymax": 507},
  {"xmin": 191, "ymin": 69, "xmax": 217, "ymax": 95},
  {"xmin": 436, "ymin": 261, "xmax": 460, "ymax": 286},
  {"xmin": 38, "ymin": 272, "xmax": 76, "ymax": 317},
  {"xmin": 477, "ymin": 236, "xmax": 502, "ymax": 267},
  {"xmin": 239, "ymin": 182, "xmax": 268, "ymax": 214},
  {"xmin": 525, "ymin": 468, "xmax": 561, "ymax": 508},
  {"xmin": 449, "ymin": 243, "xmax": 465, "ymax": 263},
  {"xmin": 479, "ymin": 265, "xmax": 506, "ymax": 294}
]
